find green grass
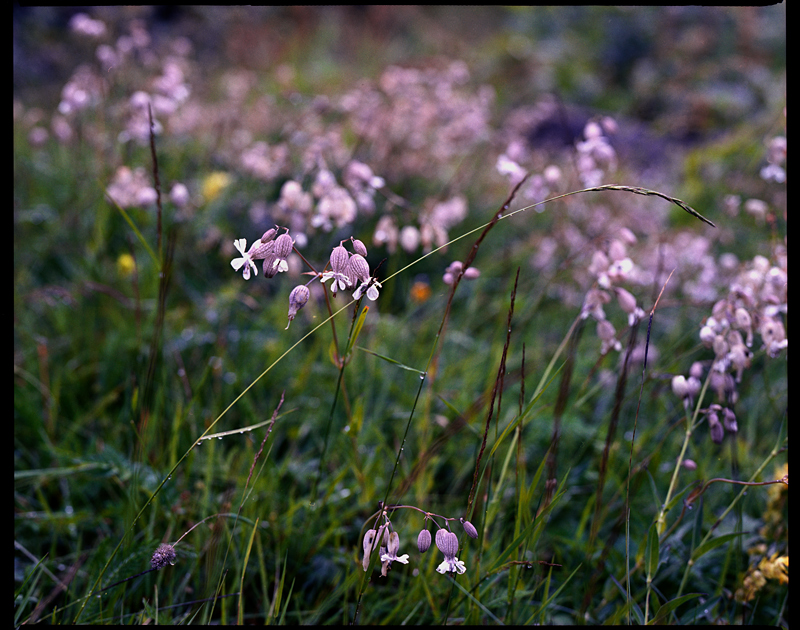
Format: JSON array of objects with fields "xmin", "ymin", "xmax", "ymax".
[{"xmin": 15, "ymin": 7, "xmax": 786, "ymax": 626}]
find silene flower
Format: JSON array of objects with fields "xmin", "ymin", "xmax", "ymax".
[
  {"xmin": 321, "ymin": 244, "xmax": 352, "ymax": 294},
  {"xmin": 379, "ymin": 531, "xmax": 409, "ymax": 576},
  {"xmin": 230, "ymin": 238, "xmax": 258, "ymax": 280},
  {"xmin": 435, "ymin": 529, "xmax": 466, "ymax": 575},
  {"xmin": 353, "ymin": 277, "xmax": 382, "ymax": 301},
  {"xmin": 271, "ymin": 232, "xmax": 294, "ymax": 273}
]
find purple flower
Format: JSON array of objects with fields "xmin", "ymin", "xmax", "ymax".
[
  {"xmin": 271, "ymin": 233, "xmax": 294, "ymax": 273},
  {"xmin": 435, "ymin": 530, "xmax": 466, "ymax": 575},
  {"xmin": 321, "ymin": 244, "xmax": 352, "ymax": 294},
  {"xmin": 379, "ymin": 531, "xmax": 409, "ymax": 574}
]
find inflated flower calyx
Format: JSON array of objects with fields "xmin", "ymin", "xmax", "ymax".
[{"xmin": 417, "ymin": 528, "xmax": 432, "ymax": 553}]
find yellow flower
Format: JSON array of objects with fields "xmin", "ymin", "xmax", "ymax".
[
  {"xmin": 202, "ymin": 172, "xmax": 233, "ymax": 202},
  {"xmin": 117, "ymin": 253, "xmax": 136, "ymax": 277},
  {"xmin": 759, "ymin": 553, "xmax": 788, "ymax": 585}
]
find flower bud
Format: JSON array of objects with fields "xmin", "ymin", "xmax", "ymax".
[
  {"xmin": 286, "ymin": 285, "xmax": 310, "ymax": 329},
  {"xmin": 671, "ymin": 375, "xmax": 689, "ymax": 399},
  {"xmin": 699, "ymin": 326, "xmax": 716, "ymax": 347},
  {"xmin": 460, "ymin": 518, "xmax": 478, "ymax": 539},
  {"xmin": 350, "ymin": 236, "xmax": 368, "ymax": 257},
  {"xmin": 614, "ymin": 287, "xmax": 637, "ymax": 314},
  {"xmin": 261, "ymin": 227, "xmax": 278, "ymax": 243},
  {"xmin": 417, "ymin": 528, "xmax": 431, "ymax": 553}
]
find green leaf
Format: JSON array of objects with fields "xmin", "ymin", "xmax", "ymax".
[
  {"xmin": 691, "ymin": 531, "xmax": 748, "ymax": 562},
  {"xmin": 355, "ymin": 346, "xmax": 425, "ymax": 374},
  {"xmin": 649, "ymin": 593, "xmax": 705, "ymax": 625},
  {"xmin": 645, "ymin": 523, "xmax": 659, "ymax": 577},
  {"xmin": 345, "ymin": 306, "xmax": 369, "ymax": 357}
]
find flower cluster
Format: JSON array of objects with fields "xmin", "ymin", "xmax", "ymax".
[
  {"xmin": 670, "ymin": 246, "xmax": 786, "ymax": 443},
  {"xmin": 575, "ymin": 118, "xmax": 618, "ymax": 187},
  {"xmin": 230, "ymin": 228, "xmax": 381, "ymax": 329},
  {"xmin": 696, "ymin": 249, "xmax": 787, "ymax": 388},
  {"xmin": 361, "ymin": 506, "xmax": 479, "ymax": 578},
  {"xmin": 579, "ymin": 228, "xmax": 647, "ymax": 354},
  {"xmin": 371, "ymin": 194, "xmax": 468, "ymax": 254},
  {"xmin": 106, "ymin": 165, "xmax": 158, "ymax": 208}
]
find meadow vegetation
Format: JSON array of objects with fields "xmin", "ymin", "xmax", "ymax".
[{"xmin": 14, "ymin": 7, "xmax": 786, "ymax": 625}]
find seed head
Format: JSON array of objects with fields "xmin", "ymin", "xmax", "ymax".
[{"xmin": 151, "ymin": 543, "xmax": 176, "ymax": 570}]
